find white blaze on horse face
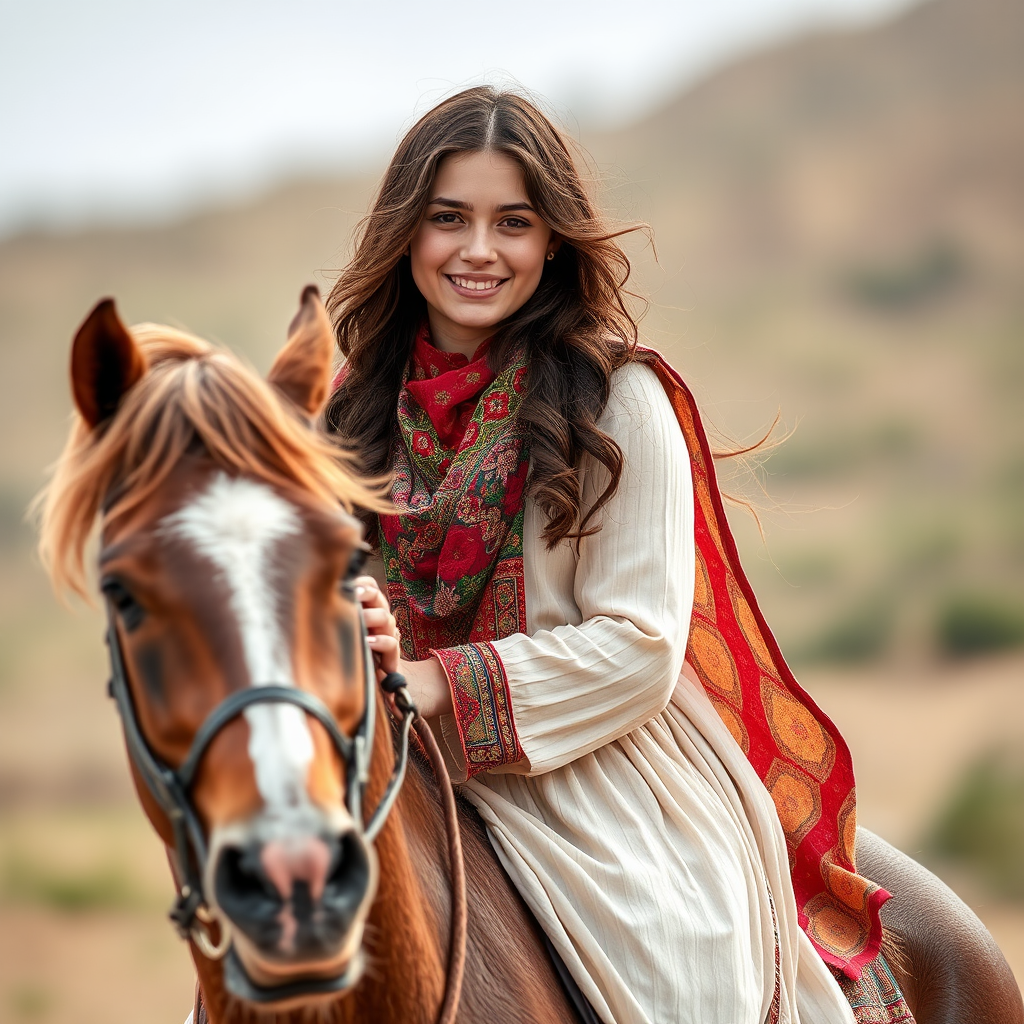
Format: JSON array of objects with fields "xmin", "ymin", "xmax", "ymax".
[{"xmin": 162, "ymin": 473, "xmax": 315, "ymax": 816}]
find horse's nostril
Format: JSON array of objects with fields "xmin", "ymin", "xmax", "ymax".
[
  {"xmin": 324, "ymin": 831, "xmax": 371, "ymax": 914},
  {"xmin": 215, "ymin": 844, "xmax": 280, "ymax": 918},
  {"xmin": 259, "ymin": 835, "xmax": 332, "ymax": 903}
]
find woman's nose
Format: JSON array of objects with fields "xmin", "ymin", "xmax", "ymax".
[{"xmin": 460, "ymin": 225, "xmax": 496, "ymax": 264}]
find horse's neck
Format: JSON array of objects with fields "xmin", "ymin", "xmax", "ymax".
[
  {"xmin": 195, "ymin": 711, "xmax": 450, "ymax": 1024},
  {"xmin": 345, "ymin": 746, "xmax": 452, "ymax": 1020}
]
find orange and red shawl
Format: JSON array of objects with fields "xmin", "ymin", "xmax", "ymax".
[
  {"xmin": 636, "ymin": 349, "xmax": 888, "ymax": 979},
  {"xmin": 365, "ymin": 340, "xmax": 888, "ymax": 980}
]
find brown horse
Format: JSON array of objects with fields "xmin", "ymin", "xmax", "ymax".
[{"xmin": 37, "ymin": 289, "xmax": 1022, "ymax": 1024}]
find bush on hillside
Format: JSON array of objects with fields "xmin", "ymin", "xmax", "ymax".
[
  {"xmin": 845, "ymin": 239, "xmax": 965, "ymax": 312},
  {"xmin": 0, "ymin": 857, "xmax": 143, "ymax": 913},
  {"xmin": 796, "ymin": 598, "xmax": 893, "ymax": 664},
  {"xmin": 936, "ymin": 592, "xmax": 1024, "ymax": 658},
  {"xmin": 924, "ymin": 750, "xmax": 1024, "ymax": 900}
]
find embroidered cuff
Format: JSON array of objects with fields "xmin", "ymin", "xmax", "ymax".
[{"xmin": 431, "ymin": 643, "xmax": 524, "ymax": 777}]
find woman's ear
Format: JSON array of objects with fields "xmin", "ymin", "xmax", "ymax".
[
  {"xmin": 547, "ymin": 234, "xmax": 563, "ymax": 260},
  {"xmin": 268, "ymin": 284, "xmax": 335, "ymax": 417},
  {"xmin": 71, "ymin": 298, "xmax": 147, "ymax": 428}
]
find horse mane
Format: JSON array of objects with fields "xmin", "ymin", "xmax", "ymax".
[{"xmin": 36, "ymin": 322, "xmax": 388, "ymax": 598}]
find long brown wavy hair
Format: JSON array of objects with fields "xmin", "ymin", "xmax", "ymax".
[{"xmin": 324, "ymin": 86, "xmax": 645, "ymax": 547}]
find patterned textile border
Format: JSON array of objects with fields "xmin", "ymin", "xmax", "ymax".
[
  {"xmin": 637, "ymin": 348, "xmax": 889, "ymax": 979},
  {"xmin": 833, "ymin": 957, "xmax": 917, "ymax": 1022},
  {"xmin": 432, "ymin": 642, "xmax": 524, "ymax": 774},
  {"xmin": 766, "ymin": 876, "xmax": 783, "ymax": 1024}
]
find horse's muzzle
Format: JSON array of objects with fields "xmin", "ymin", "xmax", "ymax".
[{"xmin": 212, "ymin": 828, "xmax": 373, "ymax": 962}]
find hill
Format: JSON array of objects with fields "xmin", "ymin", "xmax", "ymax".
[
  {"xmin": 594, "ymin": 0, "xmax": 1024, "ymax": 660},
  {"xmin": 0, "ymin": 0, "xmax": 1022, "ymax": 696}
]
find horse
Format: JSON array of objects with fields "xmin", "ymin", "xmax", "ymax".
[{"xmin": 36, "ymin": 288, "xmax": 1023, "ymax": 1024}]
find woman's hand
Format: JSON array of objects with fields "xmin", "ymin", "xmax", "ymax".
[
  {"xmin": 355, "ymin": 575, "xmax": 400, "ymax": 676},
  {"xmin": 355, "ymin": 575, "xmax": 453, "ymax": 719}
]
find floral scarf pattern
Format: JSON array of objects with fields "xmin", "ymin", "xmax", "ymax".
[{"xmin": 379, "ymin": 327, "xmax": 530, "ymax": 661}]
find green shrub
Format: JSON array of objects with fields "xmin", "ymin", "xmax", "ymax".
[
  {"xmin": 1, "ymin": 857, "xmax": 142, "ymax": 912},
  {"xmin": 936, "ymin": 593, "xmax": 1024, "ymax": 658},
  {"xmin": 8, "ymin": 983, "xmax": 54, "ymax": 1021},
  {"xmin": 845, "ymin": 239, "xmax": 964, "ymax": 312},
  {"xmin": 924, "ymin": 750, "xmax": 1024, "ymax": 900},
  {"xmin": 797, "ymin": 598, "xmax": 893, "ymax": 664},
  {"xmin": 0, "ymin": 486, "xmax": 31, "ymax": 549}
]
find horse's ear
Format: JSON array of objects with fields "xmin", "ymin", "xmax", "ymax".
[
  {"xmin": 268, "ymin": 285, "xmax": 335, "ymax": 417},
  {"xmin": 71, "ymin": 298, "xmax": 147, "ymax": 428}
]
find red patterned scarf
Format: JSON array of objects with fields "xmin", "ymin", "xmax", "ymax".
[
  {"xmin": 379, "ymin": 326, "xmax": 530, "ymax": 660},
  {"xmin": 405, "ymin": 325, "xmax": 494, "ymax": 451}
]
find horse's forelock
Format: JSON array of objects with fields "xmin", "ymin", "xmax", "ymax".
[{"xmin": 37, "ymin": 322, "xmax": 386, "ymax": 599}]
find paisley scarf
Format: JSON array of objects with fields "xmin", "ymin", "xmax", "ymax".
[{"xmin": 378, "ymin": 325, "xmax": 530, "ymax": 661}]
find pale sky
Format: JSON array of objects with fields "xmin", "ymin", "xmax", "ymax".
[{"xmin": 0, "ymin": 0, "xmax": 919, "ymax": 237}]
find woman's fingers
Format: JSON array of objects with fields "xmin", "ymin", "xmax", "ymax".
[
  {"xmin": 353, "ymin": 574, "xmax": 400, "ymax": 674},
  {"xmin": 366, "ymin": 632, "xmax": 399, "ymax": 674},
  {"xmin": 361, "ymin": 606, "xmax": 396, "ymax": 631},
  {"xmin": 355, "ymin": 575, "xmax": 389, "ymax": 610},
  {"xmin": 355, "ymin": 576, "xmax": 397, "ymax": 636}
]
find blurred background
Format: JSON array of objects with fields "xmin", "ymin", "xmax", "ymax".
[{"xmin": 0, "ymin": 0, "xmax": 1021, "ymax": 1019}]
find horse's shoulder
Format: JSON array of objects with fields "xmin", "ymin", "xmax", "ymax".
[{"xmin": 857, "ymin": 827, "xmax": 1024, "ymax": 1024}]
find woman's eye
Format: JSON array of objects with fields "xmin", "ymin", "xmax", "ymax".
[
  {"xmin": 501, "ymin": 217, "xmax": 530, "ymax": 229},
  {"xmin": 101, "ymin": 580, "xmax": 145, "ymax": 632},
  {"xmin": 432, "ymin": 212, "xmax": 462, "ymax": 225}
]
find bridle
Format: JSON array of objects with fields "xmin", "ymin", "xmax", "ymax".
[{"xmin": 103, "ymin": 577, "xmax": 466, "ymax": 1018}]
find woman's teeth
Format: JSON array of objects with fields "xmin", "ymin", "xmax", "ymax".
[{"xmin": 450, "ymin": 276, "xmax": 502, "ymax": 291}]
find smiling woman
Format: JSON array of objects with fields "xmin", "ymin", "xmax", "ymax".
[{"xmin": 319, "ymin": 86, "xmax": 905, "ymax": 1024}]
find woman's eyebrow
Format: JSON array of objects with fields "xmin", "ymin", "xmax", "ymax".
[
  {"xmin": 428, "ymin": 197, "xmax": 471, "ymax": 210},
  {"xmin": 426, "ymin": 197, "xmax": 536, "ymax": 214}
]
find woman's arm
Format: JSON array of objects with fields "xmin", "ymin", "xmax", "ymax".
[
  {"xmin": 437, "ymin": 362, "xmax": 696, "ymax": 777},
  {"xmin": 398, "ymin": 655, "xmax": 452, "ymax": 716}
]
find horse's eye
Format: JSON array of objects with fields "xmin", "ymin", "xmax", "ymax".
[
  {"xmin": 101, "ymin": 579, "xmax": 145, "ymax": 632},
  {"xmin": 344, "ymin": 546, "xmax": 368, "ymax": 583}
]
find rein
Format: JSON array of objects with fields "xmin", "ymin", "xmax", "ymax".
[
  {"xmin": 104, "ymin": 598, "xmax": 467, "ymax": 1020},
  {"xmin": 412, "ymin": 715, "xmax": 468, "ymax": 1024}
]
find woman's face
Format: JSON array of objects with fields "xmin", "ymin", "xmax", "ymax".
[{"xmin": 409, "ymin": 149, "xmax": 556, "ymax": 357}]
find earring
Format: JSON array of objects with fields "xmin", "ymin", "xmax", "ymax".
[{"xmin": 546, "ymin": 251, "xmax": 555, "ymax": 261}]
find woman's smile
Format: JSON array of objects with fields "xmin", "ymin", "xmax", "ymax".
[
  {"xmin": 408, "ymin": 149, "xmax": 557, "ymax": 357},
  {"xmin": 446, "ymin": 273, "xmax": 508, "ymax": 296}
]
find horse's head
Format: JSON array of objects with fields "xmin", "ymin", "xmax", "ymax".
[{"xmin": 38, "ymin": 289, "xmax": 394, "ymax": 1006}]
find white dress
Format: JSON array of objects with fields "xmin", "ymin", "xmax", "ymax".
[{"xmin": 429, "ymin": 364, "xmax": 856, "ymax": 1024}]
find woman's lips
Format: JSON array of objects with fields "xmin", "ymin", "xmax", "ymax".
[{"xmin": 446, "ymin": 274, "xmax": 506, "ymax": 296}]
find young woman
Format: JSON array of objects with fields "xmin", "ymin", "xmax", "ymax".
[{"xmin": 327, "ymin": 86, "xmax": 890, "ymax": 1024}]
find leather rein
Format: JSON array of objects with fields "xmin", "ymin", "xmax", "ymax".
[{"xmin": 103, "ymin": 579, "xmax": 467, "ymax": 1020}]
